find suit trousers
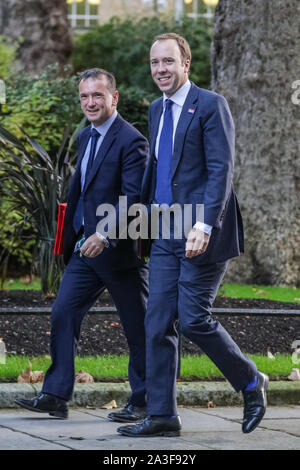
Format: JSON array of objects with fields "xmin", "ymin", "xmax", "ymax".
[
  {"xmin": 145, "ymin": 236, "xmax": 257, "ymax": 416},
  {"xmin": 42, "ymin": 252, "xmax": 148, "ymax": 405}
]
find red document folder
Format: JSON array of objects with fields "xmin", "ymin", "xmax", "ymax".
[{"xmin": 54, "ymin": 203, "xmax": 67, "ymax": 255}]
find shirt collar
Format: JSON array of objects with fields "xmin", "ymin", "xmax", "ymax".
[
  {"xmin": 163, "ymin": 80, "xmax": 191, "ymax": 108},
  {"xmin": 91, "ymin": 110, "xmax": 118, "ymax": 137}
]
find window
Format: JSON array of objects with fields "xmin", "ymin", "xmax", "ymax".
[
  {"xmin": 183, "ymin": 0, "xmax": 214, "ymax": 19},
  {"xmin": 141, "ymin": 0, "xmax": 167, "ymax": 7},
  {"xmin": 67, "ymin": 0, "xmax": 99, "ymax": 29}
]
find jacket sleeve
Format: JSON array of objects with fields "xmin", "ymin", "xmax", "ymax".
[{"xmin": 202, "ymin": 94, "xmax": 235, "ymax": 228}]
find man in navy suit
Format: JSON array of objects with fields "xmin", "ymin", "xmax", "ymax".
[
  {"xmin": 15, "ymin": 69, "xmax": 149, "ymax": 422},
  {"xmin": 117, "ymin": 34, "xmax": 268, "ymax": 437}
]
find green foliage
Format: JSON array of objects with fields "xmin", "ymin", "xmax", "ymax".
[
  {"xmin": 0, "ymin": 200, "xmax": 36, "ymax": 266},
  {"xmin": 0, "ymin": 120, "xmax": 84, "ymax": 295},
  {"xmin": 0, "ymin": 35, "xmax": 17, "ymax": 80},
  {"xmin": 117, "ymin": 84, "xmax": 156, "ymax": 137},
  {"xmin": 72, "ymin": 16, "xmax": 213, "ymax": 93},
  {"xmin": 0, "ymin": 65, "xmax": 82, "ymax": 154}
]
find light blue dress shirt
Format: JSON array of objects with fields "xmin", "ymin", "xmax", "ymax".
[
  {"xmin": 80, "ymin": 110, "xmax": 118, "ymax": 191},
  {"xmin": 78, "ymin": 111, "xmax": 118, "ymax": 244}
]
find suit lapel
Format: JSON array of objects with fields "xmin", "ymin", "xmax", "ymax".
[
  {"xmin": 67, "ymin": 126, "xmax": 90, "ymax": 200},
  {"xmin": 171, "ymin": 82, "xmax": 199, "ymax": 178},
  {"xmin": 83, "ymin": 115, "xmax": 122, "ymax": 193},
  {"xmin": 77, "ymin": 126, "xmax": 91, "ymax": 168},
  {"xmin": 150, "ymin": 98, "xmax": 163, "ymax": 157}
]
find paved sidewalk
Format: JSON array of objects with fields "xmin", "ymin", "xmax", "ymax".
[{"xmin": 0, "ymin": 406, "xmax": 299, "ymax": 450}]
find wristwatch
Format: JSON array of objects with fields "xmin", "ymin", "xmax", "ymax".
[{"xmin": 95, "ymin": 231, "xmax": 109, "ymax": 248}]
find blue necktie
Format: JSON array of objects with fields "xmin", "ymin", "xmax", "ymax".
[
  {"xmin": 155, "ymin": 99, "xmax": 173, "ymax": 205},
  {"xmin": 73, "ymin": 128, "xmax": 100, "ymax": 234}
]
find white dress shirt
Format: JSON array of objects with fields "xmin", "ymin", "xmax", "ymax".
[{"xmin": 155, "ymin": 80, "xmax": 212, "ymax": 235}]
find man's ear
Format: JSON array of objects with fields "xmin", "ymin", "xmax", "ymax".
[
  {"xmin": 112, "ymin": 90, "xmax": 119, "ymax": 107},
  {"xmin": 184, "ymin": 59, "xmax": 191, "ymax": 74}
]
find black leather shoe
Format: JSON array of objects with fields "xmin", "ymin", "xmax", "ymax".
[
  {"xmin": 108, "ymin": 404, "xmax": 147, "ymax": 423},
  {"xmin": 242, "ymin": 371, "xmax": 269, "ymax": 433},
  {"xmin": 15, "ymin": 393, "xmax": 68, "ymax": 419},
  {"xmin": 117, "ymin": 415, "xmax": 181, "ymax": 437}
]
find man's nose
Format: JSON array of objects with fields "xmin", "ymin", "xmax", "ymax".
[
  {"xmin": 157, "ymin": 61, "xmax": 167, "ymax": 73},
  {"xmin": 87, "ymin": 95, "xmax": 96, "ymax": 106}
]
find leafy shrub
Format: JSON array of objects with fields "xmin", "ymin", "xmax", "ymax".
[
  {"xmin": 0, "ymin": 65, "xmax": 82, "ymax": 154},
  {"xmin": 0, "ymin": 35, "xmax": 17, "ymax": 80},
  {"xmin": 0, "ymin": 122, "xmax": 83, "ymax": 295}
]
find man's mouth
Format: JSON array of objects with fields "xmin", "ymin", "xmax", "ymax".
[{"xmin": 157, "ymin": 76, "xmax": 171, "ymax": 83}]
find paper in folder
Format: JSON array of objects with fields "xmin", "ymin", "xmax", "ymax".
[{"xmin": 54, "ymin": 203, "xmax": 67, "ymax": 255}]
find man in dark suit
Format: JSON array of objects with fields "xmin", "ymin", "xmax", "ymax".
[
  {"xmin": 117, "ymin": 34, "xmax": 268, "ymax": 438},
  {"xmin": 15, "ymin": 69, "xmax": 149, "ymax": 422}
]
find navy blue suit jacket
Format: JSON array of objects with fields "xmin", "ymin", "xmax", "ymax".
[
  {"xmin": 141, "ymin": 82, "xmax": 244, "ymax": 264},
  {"xmin": 63, "ymin": 114, "xmax": 149, "ymax": 270}
]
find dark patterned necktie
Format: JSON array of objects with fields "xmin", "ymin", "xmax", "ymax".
[{"xmin": 73, "ymin": 128, "xmax": 100, "ymax": 234}]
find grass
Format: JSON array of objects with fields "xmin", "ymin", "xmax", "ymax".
[
  {"xmin": 2, "ymin": 276, "xmax": 41, "ymax": 291},
  {"xmin": 0, "ymin": 354, "xmax": 295, "ymax": 382},
  {"xmin": 218, "ymin": 284, "xmax": 300, "ymax": 304},
  {"xmin": 2, "ymin": 278, "xmax": 300, "ymax": 303}
]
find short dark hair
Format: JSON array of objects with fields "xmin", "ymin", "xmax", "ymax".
[
  {"xmin": 78, "ymin": 68, "xmax": 117, "ymax": 93},
  {"xmin": 152, "ymin": 33, "xmax": 192, "ymax": 63}
]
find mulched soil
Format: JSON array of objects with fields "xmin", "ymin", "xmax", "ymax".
[{"xmin": 0, "ymin": 290, "xmax": 299, "ymax": 357}]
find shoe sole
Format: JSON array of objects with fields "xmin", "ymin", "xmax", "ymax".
[
  {"xmin": 242, "ymin": 373, "xmax": 269, "ymax": 434},
  {"xmin": 15, "ymin": 400, "xmax": 68, "ymax": 419},
  {"xmin": 108, "ymin": 415, "xmax": 147, "ymax": 423},
  {"xmin": 118, "ymin": 430, "xmax": 181, "ymax": 437}
]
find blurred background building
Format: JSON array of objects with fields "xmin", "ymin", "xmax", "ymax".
[{"xmin": 67, "ymin": 0, "xmax": 218, "ymax": 29}]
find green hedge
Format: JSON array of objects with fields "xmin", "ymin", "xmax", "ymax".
[{"xmin": 72, "ymin": 16, "xmax": 213, "ymax": 94}]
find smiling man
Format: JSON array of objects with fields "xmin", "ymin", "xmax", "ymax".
[
  {"xmin": 117, "ymin": 33, "xmax": 269, "ymax": 438},
  {"xmin": 15, "ymin": 69, "xmax": 149, "ymax": 423}
]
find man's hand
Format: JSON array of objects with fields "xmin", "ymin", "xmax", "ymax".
[
  {"xmin": 185, "ymin": 228, "xmax": 210, "ymax": 258},
  {"xmin": 80, "ymin": 233, "xmax": 105, "ymax": 258}
]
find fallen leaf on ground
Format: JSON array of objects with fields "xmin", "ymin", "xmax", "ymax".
[
  {"xmin": 287, "ymin": 368, "xmax": 300, "ymax": 381},
  {"xmin": 101, "ymin": 399, "xmax": 117, "ymax": 410},
  {"xmin": 257, "ymin": 290, "xmax": 267, "ymax": 295},
  {"xmin": 267, "ymin": 349, "xmax": 275, "ymax": 359},
  {"xmin": 74, "ymin": 370, "xmax": 94, "ymax": 383},
  {"xmin": 207, "ymin": 401, "xmax": 216, "ymax": 408},
  {"xmin": 110, "ymin": 322, "xmax": 119, "ymax": 327},
  {"xmin": 17, "ymin": 362, "xmax": 45, "ymax": 383}
]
